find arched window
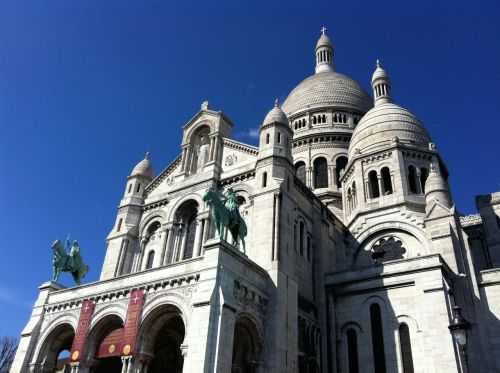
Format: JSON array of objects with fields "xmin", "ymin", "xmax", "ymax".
[
  {"xmin": 127, "ymin": 183, "xmax": 132, "ymax": 194},
  {"xmin": 262, "ymin": 172, "xmax": 267, "ymax": 187},
  {"xmin": 346, "ymin": 329, "xmax": 359, "ymax": 373},
  {"xmin": 266, "ymin": 133, "xmax": 270, "ymax": 144},
  {"xmin": 136, "ymin": 183, "xmax": 141, "ymax": 193},
  {"xmin": 399, "ymin": 323, "xmax": 415, "ymax": 373},
  {"xmin": 336, "ymin": 156, "xmax": 348, "ymax": 188},
  {"xmin": 306, "ymin": 236, "xmax": 311, "ymax": 261},
  {"xmin": 420, "ymin": 167, "xmax": 429, "ymax": 194},
  {"xmin": 368, "ymin": 170, "xmax": 380, "ymax": 198},
  {"xmin": 352, "ymin": 181, "xmax": 357, "ymax": 207},
  {"xmin": 408, "ymin": 166, "xmax": 418, "ymax": 194},
  {"xmin": 117, "ymin": 218, "xmax": 123, "ymax": 232},
  {"xmin": 313, "ymin": 116, "xmax": 317, "ymax": 124},
  {"xmin": 172, "ymin": 200, "xmax": 199, "ymax": 263},
  {"xmin": 299, "ymin": 221, "xmax": 304, "ymax": 256},
  {"xmin": 322, "ymin": 114, "xmax": 326, "ymax": 123},
  {"xmin": 295, "ymin": 161, "xmax": 306, "ymax": 184},
  {"xmin": 146, "ymin": 251, "xmax": 155, "ymax": 269},
  {"xmin": 277, "ymin": 132, "xmax": 281, "ymax": 144},
  {"xmin": 381, "ymin": 167, "xmax": 393, "ymax": 195},
  {"xmin": 370, "ymin": 304, "xmax": 387, "ymax": 373},
  {"xmin": 294, "ymin": 223, "xmax": 298, "ymax": 252},
  {"xmin": 313, "ymin": 157, "xmax": 328, "ymax": 189}
]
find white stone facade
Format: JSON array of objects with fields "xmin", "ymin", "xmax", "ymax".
[{"xmin": 10, "ymin": 29, "xmax": 500, "ymax": 373}]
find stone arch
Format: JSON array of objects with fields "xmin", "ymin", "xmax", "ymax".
[
  {"xmin": 140, "ymin": 292, "xmax": 191, "ymax": 329},
  {"xmin": 82, "ymin": 313, "xmax": 125, "ymax": 371},
  {"xmin": 335, "ymin": 155, "xmax": 348, "ymax": 188},
  {"xmin": 167, "ymin": 194, "xmax": 205, "ymax": 223},
  {"xmin": 340, "ymin": 321, "xmax": 364, "ymax": 334},
  {"xmin": 354, "ymin": 223, "xmax": 430, "ymax": 261},
  {"xmin": 187, "ymin": 125, "xmax": 212, "ymax": 175},
  {"xmin": 136, "ymin": 303, "xmax": 186, "ymax": 373},
  {"xmin": 313, "ymin": 156, "xmax": 328, "ymax": 189},
  {"xmin": 173, "ymin": 199, "xmax": 200, "ymax": 260},
  {"xmin": 232, "ymin": 314, "xmax": 263, "ymax": 373},
  {"xmin": 294, "ymin": 160, "xmax": 307, "ymax": 184},
  {"xmin": 33, "ymin": 317, "xmax": 77, "ymax": 371},
  {"xmin": 90, "ymin": 303, "xmax": 127, "ymax": 330},
  {"xmin": 183, "ymin": 120, "xmax": 214, "ymax": 145},
  {"xmin": 139, "ymin": 210, "xmax": 167, "ymax": 237}
]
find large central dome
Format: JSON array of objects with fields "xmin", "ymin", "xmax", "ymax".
[{"xmin": 282, "ymin": 71, "xmax": 372, "ymax": 116}]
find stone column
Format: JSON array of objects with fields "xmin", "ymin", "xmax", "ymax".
[
  {"xmin": 332, "ymin": 166, "xmax": 338, "ymax": 190},
  {"xmin": 213, "ymin": 305, "xmax": 237, "ymax": 372},
  {"xmin": 178, "ymin": 225, "xmax": 188, "ymax": 261},
  {"xmin": 377, "ymin": 175, "xmax": 383, "ymax": 197},
  {"xmin": 193, "ymin": 218, "xmax": 204, "ymax": 257},
  {"xmin": 162, "ymin": 224, "xmax": 174, "ymax": 265},
  {"xmin": 209, "ymin": 136, "xmax": 216, "ymax": 161}
]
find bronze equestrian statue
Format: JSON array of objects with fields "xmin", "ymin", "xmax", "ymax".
[{"xmin": 203, "ymin": 187, "xmax": 247, "ymax": 254}]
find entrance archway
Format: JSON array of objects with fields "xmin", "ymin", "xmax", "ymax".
[
  {"xmin": 137, "ymin": 304, "xmax": 186, "ymax": 373},
  {"xmin": 36, "ymin": 323, "xmax": 75, "ymax": 373},
  {"xmin": 84, "ymin": 314, "xmax": 124, "ymax": 373},
  {"xmin": 231, "ymin": 316, "xmax": 262, "ymax": 373}
]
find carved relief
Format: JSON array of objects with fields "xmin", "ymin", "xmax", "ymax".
[{"xmin": 225, "ymin": 154, "xmax": 238, "ymax": 167}]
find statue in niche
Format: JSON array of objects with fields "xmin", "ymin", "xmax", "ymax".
[{"xmin": 197, "ymin": 135, "xmax": 209, "ymax": 170}]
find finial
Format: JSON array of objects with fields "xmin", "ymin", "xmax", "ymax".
[
  {"xmin": 376, "ymin": 59, "xmax": 381, "ymax": 68},
  {"xmin": 320, "ymin": 26, "xmax": 327, "ymax": 35},
  {"xmin": 274, "ymin": 98, "xmax": 279, "ymax": 107},
  {"xmin": 201, "ymin": 100, "xmax": 209, "ymax": 110},
  {"xmin": 145, "ymin": 152, "xmax": 150, "ymax": 160}
]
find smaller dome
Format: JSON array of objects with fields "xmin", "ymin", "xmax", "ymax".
[
  {"xmin": 349, "ymin": 103, "xmax": 431, "ymax": 157},
  {"xmin": 262, "ymin": 99, "xmax": 289, "ymax": 126},
  {"xmin": 131, "ymin": 153, "xmax": 154, "ymax": 179},
  {"xmin": 371, "ymin": 60, "xmax": 389, "ymax": 84}
]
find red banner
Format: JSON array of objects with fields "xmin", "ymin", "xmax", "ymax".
[
  {"xmin": 70, "ymin": 299, "xmax": 95, "ymax": 362},
  {"xmin": 121, "ymin": 288, "xmax": 145, "ymax": 356},
  {"xmin": 97, "ymin": 327, "xmax": 124, "ymax": 358}
]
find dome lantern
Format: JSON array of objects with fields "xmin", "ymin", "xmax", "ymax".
[
  {"xmin": 371, "ymin": 59, "xmax": 392, "ymax": 106},
  {"xmin": 315, "ymin": 26, "xmax": 334, "ymax": 74}
]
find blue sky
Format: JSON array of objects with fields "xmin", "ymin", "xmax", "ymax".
[{"xmin": 0, "ymin": 0, "xmax": 499, "ymax": 337}]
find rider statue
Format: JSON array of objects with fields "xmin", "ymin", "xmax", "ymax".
[{"xmin": 223, "ymin": 188, "xmax": 240, "ymax": 222}]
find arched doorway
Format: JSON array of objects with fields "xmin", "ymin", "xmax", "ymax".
[
  {"xmin": 36, "ymin": 323, "xmax": 75, "ymax": 373},
  {"xmin": 231, "ymin": 316, "xmax": 261, "ymax": 373},
  {"xmin": 137, "ymin": 305, "xmax": 186, "ymax": 373},
  {"xmin": 85, "ymin": 315, "xmax": 124, "ymax": 373}
]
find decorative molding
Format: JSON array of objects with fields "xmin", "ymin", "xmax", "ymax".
[
  {"xmin": 459, "ymin": 214, "xmax": 483, "ymax": 227},
  {"xmin": 145, "ymin": 155, "xmax": 182, "ymax": 194},
  {"xmin": 45, "ymin": 273, "xmax": 201, "ymax": 314},
  {"xmin": 223, "ymin": 138, "xmax": 258, "ymax": 156},
  {"xmin": 233, "ymin": 280, "xmax": 268, "ymax": 315},
  {"xmin": 220, "ymin": 170, "xmax": 256, "ymax": 187}
]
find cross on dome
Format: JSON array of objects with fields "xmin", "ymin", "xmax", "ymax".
[{"xmin": 321, "ymin": 26, "xmax": 327, "ymax": 35}]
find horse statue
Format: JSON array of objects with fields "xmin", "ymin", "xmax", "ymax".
[
  {"xmin": 202, "ymin": 187, "xmax": 247, "ymax": 254},
  {"xmin": 51, "ymin": 239, "xmax": 89, "ymax": 285}
]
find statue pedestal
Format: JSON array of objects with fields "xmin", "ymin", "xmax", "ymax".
[{"xmin": 39, "ymin": 281, "xmax": 65, "ymax": 292}]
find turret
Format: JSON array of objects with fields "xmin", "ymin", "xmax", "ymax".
[
  {"xmin": 258, "ymin": 99, "xmax": 293, "ymax": 162},
  {"xmin": 315, "ymin": 26, "xmax": 334, "ymax": 74},
  {"xmin": 100, "ymin": 153, "xmax": 154, "ymax": 280},
  {"xmin": 425, "ymin": 162, "xmax": 452, "ymax": 212},
  {"xmin": 371, "ymin": 60, "xmax": 392, "ymax": 106}
]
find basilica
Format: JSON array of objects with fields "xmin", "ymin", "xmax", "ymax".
[{"xmin": 10, "ymin": 29, "xmax": 500, "ymax": 373}]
